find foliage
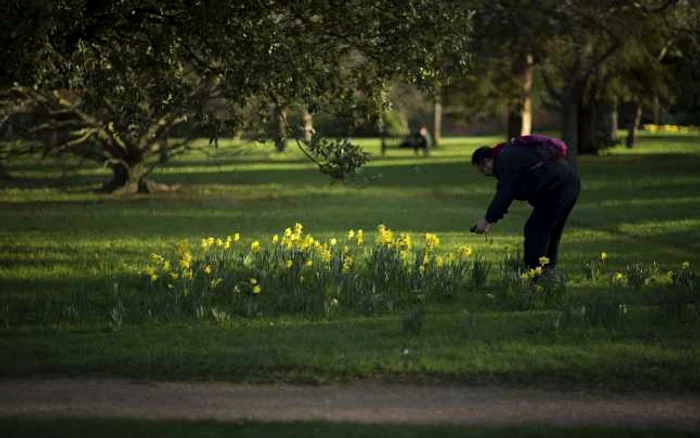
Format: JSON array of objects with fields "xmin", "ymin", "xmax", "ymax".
[
  {"xmin": 295, "ymin": 137, "xmax": 371, "ymax": 183},
  {"xmin": 381, "ymin": 110, "xmax": 410, "ymax": 137}
]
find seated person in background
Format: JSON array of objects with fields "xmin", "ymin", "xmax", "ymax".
[{"xmin": 400, "ymin": 123, "xmax": 433, "ymax": 155}]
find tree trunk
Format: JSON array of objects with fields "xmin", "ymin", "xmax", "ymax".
[
  {"xmin": 505, "ymin": 53, "xmax": 534, "ymax": 140},
  {"xmin": 653, "ymin": 94, "xmax": 660, "ymax": 125},
  {"xmin": 561, "ymin": 89, "xmax": 580, "ymax": 166},
  {"xmin": 158, "ymin": 138, "xmax": 169, "ymax": 164},
  {"xmin": 300, "ymin": 107, "xmax": 314, "ymax": 142},
  {"xmin": 432, "ymin": 94, "xmax": 442, "ymax": 147},
  {"xmin": 626, "ymin": 103, "xmax": 642, "ymax": 148},
  {"xmin": 609, "ymin": 97, "xmax": 619, "ymax": 143},
  {"xmin": 506, "ymin": 107, "xmax": 522, "ymax": 141},
  {"xmin": 275, "ymin": 106, "xmax": 289, "ymax": 152},
  {"xmin": 103, "ymin": 161, "xmax": 147, "ymax": 194},
  {"xmin": 521, "ymin": 53, "xmax": 534, "ymax": 136},
  {"xmin": 577, "ymin": 100, "xmax": 597, "ymax": 155}
]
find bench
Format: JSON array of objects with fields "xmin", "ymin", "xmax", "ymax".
[{"xmin": 380, "ymin": 133, "xmax": 431, "ymax": 156}]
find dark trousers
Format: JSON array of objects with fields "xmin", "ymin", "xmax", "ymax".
[{"xmin": 523, "ymin": 177, "xmax": 580, "ymax": 269}]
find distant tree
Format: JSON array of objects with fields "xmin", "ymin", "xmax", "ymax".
[
  {"xmin": 444, "ymin": 0, "xmax": 550, "ymax": 141},
  {"xmin": 1, "ymin": 1, "xmax": 472, "ymax": 192},
  {"xmin": 534, "ymin": 0, "xmax": 691, "ymax": 158}
]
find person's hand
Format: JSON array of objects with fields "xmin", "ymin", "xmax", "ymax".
[{"xmin": 474, "ymin": 217, "xmax": 492, "ymax": 234}]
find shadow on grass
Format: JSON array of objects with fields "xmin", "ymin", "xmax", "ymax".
[
  {"xmin": 1, "ymin": 153, "xmax": 697, "ymax": 188},
  {"xmin": 154, "ymin": 153, "xmax": 700, "ymax": 192},
  {"xmin": 1, "ymin": 417, "xmax": 695, "ymax": 438}
]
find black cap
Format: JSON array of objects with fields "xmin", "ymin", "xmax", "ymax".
[{"xmin": 471, "ymin": 146, "xmax": 492, "ymax": 166}]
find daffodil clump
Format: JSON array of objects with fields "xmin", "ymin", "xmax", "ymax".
[
  {"xmin": 643, "ymin": 124, "xmax": 700, "ymax": 134},
  {"xmin": 494, "ymin": 254, "xmax": 567, "ymax": 310},
  {"xmin": 364, "ymin": 225, "xmax": 480, "ymax": 304},
  {"xmin": 141, "ymin": 227, "xmax": 695, "ymax": 322},
  {"xmin": 659, "ymin": 261, "xmax": 698, "ymax": 322},
  {"xmin": 582, "ymin": 252, "xmax": 608, "ymax": 281},
  {"xmin": 142, "ymin": 223, "xmax": 482, "ymax": 318},
  {"xmin": 668, "ymin": 261, "xmax": 695, "ymax": 292}
]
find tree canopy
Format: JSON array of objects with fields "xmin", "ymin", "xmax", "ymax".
[{"xmin": 1, "ymin": 0, "xmax": 472, "ymax": 192}]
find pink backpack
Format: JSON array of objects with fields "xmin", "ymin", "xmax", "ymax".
[{"xmin": 512, "ymin": 135, "xmax": 568, "ymax": 160}]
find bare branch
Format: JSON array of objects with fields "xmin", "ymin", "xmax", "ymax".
[{"xmin": 539, "ymin": 67, "xmax": 563, "ymax": 103}]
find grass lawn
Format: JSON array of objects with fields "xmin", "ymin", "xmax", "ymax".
[{"xmin": 0, "ymin": 132, "xmax": 699, "ymax": 392}]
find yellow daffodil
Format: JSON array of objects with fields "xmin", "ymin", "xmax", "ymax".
[
  {"xmin": 253, "ymin": 285, "xmax": 261, "ymax": 294},
  {"xmin": 534, "ymin": 266, "xmax": 544, "ymax": 276},
  {"xmin": 601, "ymin": 252, "xmax": 608, "ymax": 262},
  {"xmin": 150, "ymin": 274, "xmax": 158, "ymax": 282},
  {"xmin": 285, "ymin": 260, "xmax": 293, "ymax": 268},
  {"xmin": 176, "ymin": 240, "xmax": 189, "ymax": 255},
  {"xmin": 330, "ymin": 238, "xmax": 337, "ymax": 246},
  {"xmin": 347, "ymin": 229, "xmax": 355, "ymax": 240},
  {"xmin": 250, "ymin": 241, "xmax": 261, "ymax": 252},
  {"xmin": 342, "ymin": 255, "xmax": 354, "ymax": 272},
  {"xmin": 457, "ymin": 245, "xmax": 473, "ymax": 258},
  {"xmin": 150, "ymin": 253, "xmax": 165, "ymax": 265},
  {"xmin": 215, "ymin": 238, "xmax": 224, "ymax": 248},
  {"xmin": 682, "ymin": 261, "xmax": 690, "ymax": 270},
  {"xmin": 162, "ymin": 261, "xmax": 171, "ymax": 272},
  {"xmin": 203, "ymin": 265, "xmax": 213, "ymax": 275},
  {"xmin": 397, "ymin": 233, "xmax": 413, "ymax": 251},
  {"xmin": 272, "ymin": 234, "xmax": 279, "ymax": 244},
  {"xmin": 356, "ymin": 229, "xmax": 364, "ymax": 245},
  {"xmin": 538, "ymin": 256, "xmax": 550, "ymax": 266},
  {"xmin": 376, "ymin": 224, "xmax": 395, "ymax": 247},
  {"xmin": 321, "ymin": 249, "xmax": 332, "ymax": 263},
  {"xmin": 424, "ymin": 233, "xmax": 440, "ymax": 250},
  {"xmin": 249, "ymin": 278, "xmax": 257, "ymax": 285},
  {"xmin": 435, "ymin": 255, "xmax": 444, "ymax": 268},
  {"xmin": 305, "ymin": 259, "xmax": 314, "ymax": 267},
  {"xmin": 178, "ymin": 252, "xmax": 193, "ymax": 270}
]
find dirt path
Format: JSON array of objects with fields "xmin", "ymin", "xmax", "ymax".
[{"xmin": 1, "ymin": 379, "xmax": 699, "ymax": 430}]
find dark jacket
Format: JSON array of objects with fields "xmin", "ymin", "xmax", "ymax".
[{"xmin": 485, "ymin": 145, "xmax": 579, "ymax": 223}]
